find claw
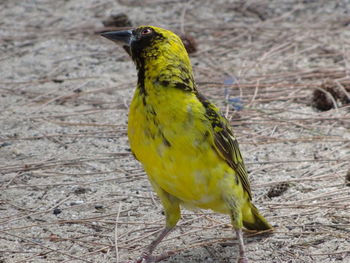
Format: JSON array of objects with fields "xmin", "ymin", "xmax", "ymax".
[
  {"xmin": 237, "ymin": 256, "xmax": 248, "ymax": 263},
  {"xmin": 135, "ymin": 252, "xmax": 150, "ymax": 263},
  {"xmin": 128, "ymin": 250, "xmax": 174, "ymax": 263}
]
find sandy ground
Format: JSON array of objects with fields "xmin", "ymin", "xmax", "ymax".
[{"xmin": 1, "ymin": 0, "xmax": 350, "ymax": 262}]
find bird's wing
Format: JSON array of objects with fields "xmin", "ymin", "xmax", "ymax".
[{"xmin": 196, "ymin": 92, "xmax": 252, "ymax": 200}]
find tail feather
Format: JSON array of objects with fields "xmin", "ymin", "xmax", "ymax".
[{"xmin": 243, "ymin": 203, "xmax": 272, "ymax": 231}]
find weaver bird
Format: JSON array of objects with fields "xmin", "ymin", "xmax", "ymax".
[{"xmin": 101, "ymin": 26, "xmax": 272, "ymax": 263}]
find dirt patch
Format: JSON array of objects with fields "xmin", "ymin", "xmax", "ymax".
[{"xmin": 1, "ymin": 1, "xmax": 349, "ymax": 262}]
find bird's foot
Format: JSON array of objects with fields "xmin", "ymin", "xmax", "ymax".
[
  {"xmin": 237, "ymin": 256, "xmax": 248, "ymax": 263},
  {"xmin": 118, "ymin": 251, "xmax": 149, "ymax": 263},
  {"xmin": 133, "ymin": 251, "xmax": 151, "ymax": 263},
  {"xmin": 123, "ymin": 251, "xmax": 174, "ymax": 263}
]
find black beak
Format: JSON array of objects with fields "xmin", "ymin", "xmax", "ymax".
[{"xmin": 100, "ymin": 30, "xmax": 133, "ymax": 46}]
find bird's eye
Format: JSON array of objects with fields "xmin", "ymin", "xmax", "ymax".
[{"xmin": 141, "ymin": 28, "xmax": 152, "ymax": 35}]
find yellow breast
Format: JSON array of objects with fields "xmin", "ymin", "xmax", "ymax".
[{"xmin": 128, "ymin": 86, "xmax": 243, "ymax": 213}]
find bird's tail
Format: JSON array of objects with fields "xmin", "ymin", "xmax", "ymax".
[{"xmin": 243, "ymin": 203, "xmax": 272, "ymax": 231}]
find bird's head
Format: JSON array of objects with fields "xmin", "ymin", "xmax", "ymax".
[
  {"xmin": 101, "ymin": 26, "xmax": 191, "ymax": 69},
  {"xmin": 102, "ymin": 26, "xmax": 195, "ymax": 92}
]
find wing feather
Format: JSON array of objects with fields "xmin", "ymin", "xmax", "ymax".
[{"xmin": 196, "ymin": 92, "xmax": 252, "ymax": 199}]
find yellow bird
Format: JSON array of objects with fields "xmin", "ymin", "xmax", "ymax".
[{"xmin": 101, "ymin": 26, "xmax": 272, "ymax": 263}]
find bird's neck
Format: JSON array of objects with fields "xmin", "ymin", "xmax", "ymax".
[{"xmin": 136, "ymin": 55, "xmax": 196, "ymax": 95}]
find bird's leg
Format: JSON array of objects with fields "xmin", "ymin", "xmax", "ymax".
[
  {"xmin": 133, "ymin": 182, "xmax": 180, "ymax": 263},
  {"xmin": 235, "ymin": 228, "xmax": 248, "ymax": 263},
  {"xmin": 227, "ymin": 198, "xmax": 248, "ymax": 263},
  {"xmin": 135, "ymin": 227, "xmax": 174, "ymax": 263},
  {"xmin": 146, "ymin": 227, "xmax": 172, "ymax": 255}
]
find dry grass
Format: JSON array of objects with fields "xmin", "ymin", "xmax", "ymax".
[{"xmin": 1, "ymin": 0, "xmax": 349, "ymax": 262}]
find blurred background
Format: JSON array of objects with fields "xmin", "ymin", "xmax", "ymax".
[{"xmin": 1, "ymin": 0, "xmax": 349, "ymax": 262}]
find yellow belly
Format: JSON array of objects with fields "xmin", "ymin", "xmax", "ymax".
[{"xmin": 128, "ymin": 88, "xmax": 245, "ymax": 213}]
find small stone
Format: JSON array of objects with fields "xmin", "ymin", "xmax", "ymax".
[
  {"xmin": 102, "ymin": 13, "xmax": 132, "ymax": 28},
  {"xmin": 53, "ymin": 208, "xmax": 62, "ymax": 215},
  {"xmin": 73, "ymin": 186, "xmax": 90, "ymax": 195},
  {"xmin": 267, "ymin": 182, "xmax": 290, "ymax": 198},
  {"xmin": 95, "ymin": 204, "xmax": 103, "ymax": 210},
  {"xmin": 345, "ymin": 168, "xmax": 350, "ymax": 187},
  {"xmin": 70, "ymin": 200, "xmax": 84, "ymax": 206},
  {"xmin": 0, "ymin": 142, "xmax": 12, "ymax": 147},
  {"xmin": 311, "ymin": 80, "xmax": 350, "ymax": 111},
  {"xmin": 52, "ymin": 78, "xmax": 64, "ymax": 83},
  {"xmin": 179, "ymin": 33, "xmax": 198, "ymax": 54}
]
